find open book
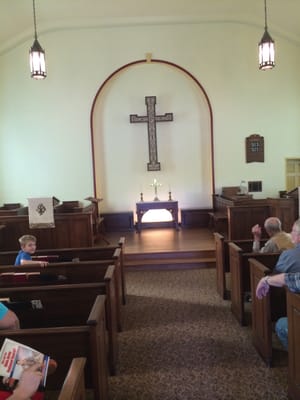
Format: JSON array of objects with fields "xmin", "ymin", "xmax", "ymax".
[{"xmin": 0, "ymin": 339, "xmax": 49, "ymax": 399}]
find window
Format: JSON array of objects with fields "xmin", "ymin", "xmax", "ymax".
[{"xmin": 286, "ymin": 158, "xmax": 300, "ymax": 191}]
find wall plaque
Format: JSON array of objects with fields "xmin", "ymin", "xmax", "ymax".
[{"xmin": 246, "ymin": 134, "xmax": 264, "ymax": 163}]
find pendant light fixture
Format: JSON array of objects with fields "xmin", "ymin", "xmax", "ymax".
[
  {"xmin": 258, "ymin": 0, "xmax": 275, "ymax": 70},
  {"xmin": 29, "ymin": 0, "xmax": 47, "ymax": 79}
]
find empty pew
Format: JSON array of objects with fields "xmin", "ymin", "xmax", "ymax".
[
  {"xmin": 287, "ymin": 290, "xmax": 300, "ymax": 400},
  {"xmin": 0, "ymin": 258, "xmax": 123, "ymax": 332},
  {"xmin": 58, "ymin": 357, "xmax": 87, "ymax": 400},
  {"xmin": 229, "ymin": 243, "xmax": 280, "ymax": 325},
  {"xmin": 214, "ymin": 233, "xmax": 267, "ymax": 300},
  {"xmin": 0, "ymin": 266, "xmax": 118, "ymax": 375},
  {"xmin": 0, "ymin": 237, "xmax": 127, "ymax": 305},
  {"xmin": 0, "ymin": 294, "xmax": 108, "ymax": 400},
  {"xmin": 249, "ymin": 258, "xmax": 286, "ymax": 366}
]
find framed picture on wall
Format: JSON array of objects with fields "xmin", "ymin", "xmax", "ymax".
[{"xmin": 246, "ymin": 134, "xmax": 264, "ymax": 163}]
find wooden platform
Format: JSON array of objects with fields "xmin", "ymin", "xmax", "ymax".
[{"xmin": 102, "ymin": 228, "xmax": 216, "ymax": 269}]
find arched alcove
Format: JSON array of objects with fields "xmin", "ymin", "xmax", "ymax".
[{"xmin": 90, "ymin": 59, "xmax": 214, "ymax": 213}]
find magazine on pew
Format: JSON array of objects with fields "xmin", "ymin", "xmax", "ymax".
[{"xmin": 0, "ymin": 338, "xmax": 50, "ymax": 399}]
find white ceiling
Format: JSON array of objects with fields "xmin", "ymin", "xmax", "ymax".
[{"xmin": 0, "ymin": 0, "xmax": 299, "ymax": 52}]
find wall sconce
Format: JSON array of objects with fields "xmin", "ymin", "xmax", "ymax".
[
  {"xmin": 258, "ymin": 0, "xmax": 275, "ymax": 70},
  {"xmin": 29, "ymin": 0, "xmax": 47, "ymax": 79}
]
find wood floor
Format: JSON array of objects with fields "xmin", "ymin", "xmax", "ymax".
[
  {"xmin": 103, "ymin": 227, "xmax": 215, "ymax": 253},
  {"xmin": 102, "ymin": 228, "xmax": 216, "ymax": 269}
]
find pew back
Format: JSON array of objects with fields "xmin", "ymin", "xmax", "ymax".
[
  {"xmin": 229, "ymin": 243, "xmax": 280, "ymax": 325},
  {"xmin": 228, "ymin": 205, "xmax": 270, "ymax": 240},
  {"xmin": 0, "ymin": 268, "xmax": 118, "ymax": 375},
  {"xmin": 214, "ymin": 233, "xmax": 267, "ymax": 300},
  {"xmin": 0, "ymin": 258, "xmax": 123, "ymax": 332},
  {"xmin": 287, "ymin": 290, "xmax": 300, "ymax": 400},
  {"xmin": 0, "ymin": 237, "xmax": 126, "ymax": 306},
  {"xmin": 249, "ymin": 258, "xmax": 286, "ymax": 366}
]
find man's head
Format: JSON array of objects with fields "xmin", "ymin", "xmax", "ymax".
[
  {"xmin": 18, "ymin": 235, "xmax": 37, "ymax": 254},
  {"xmin": 264, "ymin": 217, "xmax": 282, "ymax": 237},
  {"xmin": 291, "ymin": 219, "xmax": 300, "ymax": 244}
]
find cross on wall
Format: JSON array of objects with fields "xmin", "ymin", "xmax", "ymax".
[{"xmin": 130, "ymin": 96, "xmax": 173, "ymax": 171}]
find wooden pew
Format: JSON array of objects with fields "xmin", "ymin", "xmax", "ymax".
[
  {"xmin": 0, "ymin": 257, "xmax": 123, "ymax": 332},
  {"xmin": 58, "ymin": 357, "xmax": 87, "ymax": 400},
  {"xmin": 249, "ymin": 258, "xmax": 286, "ymax": 366},
  {"xmin": 229, "ymin": 243, "xmax": 280, "ymax": 325},
  {"xmin": 0, "ymin": 294, "xmax": 108, "ymax": 400},
  {"xmin": 0, "ymin": 266, "xmax": 118, "ymax": 375},
  {"xmin": 0, "ymin": 279, "xmax": 118, "ymax": 376},
  {"xmin": 287, "ymin": 290, "xmax": 300, "ymax": 400},
  {"xmin": 214, "ymin": 232, "xmax": 229, "ymax": 300},
  {"xmin": 0, "ymin": 237, "xmax": 127, "ymax": 306},
  {"xmin": 214, "ymin": 233, "xmax": 267, "ymax": 300}
]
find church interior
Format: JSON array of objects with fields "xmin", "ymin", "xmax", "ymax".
[{"xmin": 0, "ymin": 0, "xmax": 300, "ymax": 399}]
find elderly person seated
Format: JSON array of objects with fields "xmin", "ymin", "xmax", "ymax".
[{"xmin": 252, "ymin": 216, "xmax": 293, "ymax": 253}]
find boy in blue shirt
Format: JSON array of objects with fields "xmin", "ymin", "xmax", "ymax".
[{"xmin": 14, "ymin": 235, "xmax": 47, "ymax": 267}]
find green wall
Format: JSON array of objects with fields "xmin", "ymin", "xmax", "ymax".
[{"xmin": 0, "ymin": 18, "xmax": 299, "ymax": 208}]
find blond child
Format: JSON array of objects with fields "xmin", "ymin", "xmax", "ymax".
[{"xmin": 14, "ymin": 235, "xmax": 47, "ymax": 267}]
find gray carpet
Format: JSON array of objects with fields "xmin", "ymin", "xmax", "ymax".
[{"xmin": 108, "ymin": 268, "xmax": 288, "ymax": 400}]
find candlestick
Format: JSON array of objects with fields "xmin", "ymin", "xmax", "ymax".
[
  {"xmin": 168, "ymin": 191, "xmax": 172, "ymax": 201},
  {"xmin": 140, "ymin": 192, "xmax": 144, "ymax": 202}
]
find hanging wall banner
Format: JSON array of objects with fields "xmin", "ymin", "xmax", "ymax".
[{"xmin": 28, "ymin": 197, "xmax": 55, "ymax": 228}]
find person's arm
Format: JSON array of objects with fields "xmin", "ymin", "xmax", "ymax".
[
  {"xmin": 258, "ymin": 239, "xmax": 279, "ymax": 253},
  {"xmin": 273, "ymin": 251, "xmax": 289, "ymax": 273},
  {"xmin": 252, "ymin": 224, "xmax": 262, "ymax": 252},
  {"xmin": 0, "ymin": 309, "xmax": 20, "ymax": 329},
  {"xmin": 256, "ymin": 273, "xmax": 286, "ymax": 300},
  {"xmin": 7, "ymin": 364, "xmax": 43, "ymax": 400},
  {"xmin": 0, "ymin": 303, "xmax": 20, "ymax": 330}
]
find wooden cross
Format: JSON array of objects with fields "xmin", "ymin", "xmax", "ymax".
[{"xmin": 130, "ymin": 96, "xmax": 173, "ymax": 171}]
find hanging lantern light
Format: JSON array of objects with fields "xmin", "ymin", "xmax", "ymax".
[
  {"xmin": 29, "ymin": 0, "xmax": 47, "ymax": 79},
  {"xmin": 258, "ymin": 0, "xmax": 275, "ymax": 70}
]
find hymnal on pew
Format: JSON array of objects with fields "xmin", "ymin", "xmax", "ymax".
[{"xmin": 0, "ymin": 338, "xmax": 49, "ymax": 399}]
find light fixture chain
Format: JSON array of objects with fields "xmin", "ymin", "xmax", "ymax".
[
  {"xmin": 32, "ymin": 0, "xmax": 37, "ymax": 39},
  {"xmin": 264, "ymin": 0, "xmax": 268, "ymax": 29}
]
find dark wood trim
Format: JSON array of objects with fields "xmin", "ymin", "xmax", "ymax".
[
  {"xmin": 90, "ymin": 59, "xmax": 215, "ymax": 199},
  {"xmin": 180, "ymin": 208, "xmax": 211, "ymax": 228},
  {"xmin": 101, "ymin": 212, "xmax": 134, "ymax": 232}
]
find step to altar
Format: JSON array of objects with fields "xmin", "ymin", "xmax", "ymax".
[{"xmin": 125, "ymin": 249, "xmax": 215, "ymax": 270}]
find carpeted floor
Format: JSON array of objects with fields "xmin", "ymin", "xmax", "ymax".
[{"xmin": 108, "ymin": 268, "xmax": 288, "ymax": 400}]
